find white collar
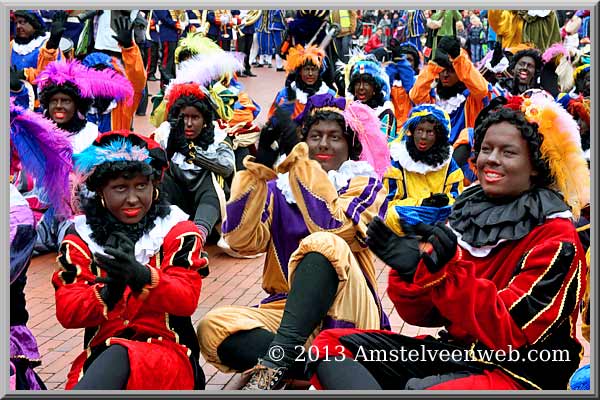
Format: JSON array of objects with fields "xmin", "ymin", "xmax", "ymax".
[
  {"xmin": 291, "ymin": 81, "xmax": 331, "ymax": 104},
  {"xmin": 12, "ymin": 33, "xmax": 50, "ymax": 55},
  {"xmin": 276, "ymin": 159, "xmax": 377, "ymax": 204},
  {"xmin": 389, "ymin": 139, "xmax": 451, "ymax": 174},
  {"xmin": 435, "ymin": 92, "xmax": 467, "ymax": 115},
  {"xmin": 73, "ymin": 205, "xmax": 189, "ymax": 264}
]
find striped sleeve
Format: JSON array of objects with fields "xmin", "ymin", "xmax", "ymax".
[{"xmin": 281, "ymin": 143, "xmax": 388, "ymax": 246}]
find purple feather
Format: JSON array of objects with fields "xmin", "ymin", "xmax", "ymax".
[
  {"xmin": 35, "ymin": 59, "xmax": 134, "ymax": 106},
  {"xmin": 10, "ymin": 100, "xmax": 73, "ymax": 218}
]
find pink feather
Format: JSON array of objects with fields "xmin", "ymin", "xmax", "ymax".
[
  {"xmin": 542, "ymin": 43, "xmax": 569, "ymax": 63},
  {"xmin": 35, "ymin": 60, "xmax": 134, "ymax": 106},
  {"xmin": 343, "ymin": 101, "xmax": 390, "ymax": 178}
]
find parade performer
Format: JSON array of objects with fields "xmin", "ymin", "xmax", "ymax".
[
  {"xmin": 410, "ymin": 36, "xmax": 491, "ymax": 144},
  {"xmin": 9, "ymin": 99, "xmax": 72, "ymax": 390},
  {"xmin": 340, "ymin": 51, "xmax": 397, "ymax": 140},
  {"xmin": 152, "ymin": 81, "xmax": 236, "ymax": 248},
  {"xmin": 386, "ymin": 40, "xmax": 420, "ymax": 128},
  {"xmin": 384, "ymin": 104, "xmax": 464, "ymax": 231},
  {"xmin": 53, "ymin": 131, "xmax": 209, "ymax": 390},
  {"xmin": 10, "ymin": 10, "xmax": 66, "ymax": 110},
  {"xmin": 268, "ymin": 44, "xmax": 336, "ymax": 120},
  {"xmin": 82, "ymin": 15, "xmax": 147, "ymax": 132},
  {"xmin": 308, "ymin": 92, "xmax": 589, "ymax": 391},
  {"xmin": 197, "ymin": 93, "xmax": 391, "ymax": 390},
  {"xmin": 31, "ymin": 58, "xmax": 134, "ymax": 254}
]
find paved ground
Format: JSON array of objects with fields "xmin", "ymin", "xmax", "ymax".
[{"xmin": 23, "ymin": 63, "xmax": 590, "ymax": 391}]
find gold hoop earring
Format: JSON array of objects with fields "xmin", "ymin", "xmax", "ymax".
[
  {"xmin": 154, "ymin": 188, "xmax": 160, "ymax": 201},
  {"xmin": 100, "ymin": 197, "xmax": 106, "ymax": 208}
]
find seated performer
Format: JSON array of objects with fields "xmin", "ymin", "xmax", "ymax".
[
  {"xmin": 53, "ymin": 131, "xmax": 209, "ymax": 390},
  {"xmin": 197, "ymin": 93, "xmax": 391, "ymax": 390},
  {"xmin": 385, "ymin": 104, "xmax": 464, "ymax": 232},
  {"xmin": 268, "ymin": 44, "xmax": 336, "ymax": 120},
  {"xmin": 308, "ymin": 92, "xmax": 589, "ymax": 391},
  {"xmin": 341, "ymin": 51, "xmax": 397, "ymax": 140},
  {"xmin": 152, "ymin": 81, "xmax": 235, "ymax": 247}
]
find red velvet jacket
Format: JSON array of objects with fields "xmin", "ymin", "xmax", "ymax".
[{"xmin": 388, "ymin": 217, "xmax": 587, "ymax": 389}]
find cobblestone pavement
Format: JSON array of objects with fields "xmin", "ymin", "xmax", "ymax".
[{"xmin": 23, "ymin": 63, "xmax": 590, "ymax": 391}]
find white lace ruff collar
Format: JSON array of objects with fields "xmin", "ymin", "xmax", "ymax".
[
  {"xmin": 389, "ymin": 139, "xmax": 451, "ymax": 174},
  {"xmin": 12, "ymin": 33, "xmax": 49, "ymax": 55},
  {"xmin": 291, "ymin": 81, "xmax": 331, "ymax": 104},
  {"xmin": 73, "ymin": 205, "xmax": 189, "ymax": 264},
  {"xmin": 276, "ymin": 159, "xmax": 377, "ymax": 204},
  {"xmin": 435, "ymin": 92, "xmax": 467, "ymax": 115}
]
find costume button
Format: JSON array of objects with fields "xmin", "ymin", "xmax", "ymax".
[{"xmin": 123, "ymin": 320, "xmax": 129, "ymax": 326}]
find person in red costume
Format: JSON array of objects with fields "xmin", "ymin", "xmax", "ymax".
[
  {"xmin": 52, "ymin": 131, "xmax": 209, "ymax": 390},
  {"xmin": 305, "ymin": 92, "xmax": 590, "ymax": 390}
]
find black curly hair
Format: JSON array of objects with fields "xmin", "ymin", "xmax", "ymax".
[
  {"xmin": 79, "ymin": 133, "xmax": 170, "ymax": 246},
  {"xmin": 348, "ymin": 73, "xmax": 384, "ymax": 108},
  {"xmin": 13, "ymin": 11, "xmax": 46, "ymax": 42},
  {"xmin": 473, "ymin": 106, "xmax": 552, "ymax": 188},
  {"xmin": 405, "ymin": 115, "xmax": 450, "ymax": 166},
  {"xmin": 575, "ymin": 68, "xmax": 590, "ymax": 97},
  {"xmin": 300, "ymin": 111, "xmax": 362, "ymax": 161},
  {"xmin": 507, "ymin": 49, "xmax": 543, "ymax": 95},
  {"xmin": 39, "ymin": 82, "xmax": 92, "ymax": 133},
  {"xmin": 167, "ymin": 95, "xmax": 215, "ymax": 150}
]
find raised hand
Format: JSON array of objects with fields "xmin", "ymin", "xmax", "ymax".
[
  {"xmin": 47, "ymin": 11, "xmax": 68, "ymax": 49},
  {"xmin": 112, "ymin": 15, "xmax": 134, "ymax": 48},
  {"xmin": 167, "ymin": 114, "xmax": 190, "ymax": 159}
]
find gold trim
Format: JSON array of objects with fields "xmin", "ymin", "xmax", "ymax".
[
  {"xmin": 500, "ymin": 249, "xmax": 533, "ymax": 294},
  {"xmin": 92, "ymin": 285, "xmax": 109, "ymax": 319},
  {"xmin": 509, "ymin": 243, "xmax": 563, "ymax": 312}
]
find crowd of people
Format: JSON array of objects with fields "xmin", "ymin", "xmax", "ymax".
[{"xmin": 9, "ymin": 8, "xmax": 591, "ymax": 392}]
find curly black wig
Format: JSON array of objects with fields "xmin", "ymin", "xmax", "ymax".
[
  {"xmin": 167, "ymin": 95, "xmax": 216, "ymax": 150},
  {"xmin": 473, "ymin": 106, "xmax": 552, "ymax": 188},
  {"xmin": 300, "ymin": 111, "xmax": 362, "ymax": 161},
  {"xmin": 406, "ymin": 114, "xmax": 450, "ymax": 166},
  {"xmin": 575, "ymin": 68, "xmax": 590, "ymax": 97},
  {"xmin": 39, "ymin": 82, "xmax": 93, "ymax": 133},
  {"xmin": 506, "ymin": 49, "xmax": 543, "ymax": 95},
  {"xmin": 348, "ymin": 73, "xmax": 384, "ymax": 108},
  {"xmin": 79, "ymin": 165, "xmax": 171, "ymax": 246}
]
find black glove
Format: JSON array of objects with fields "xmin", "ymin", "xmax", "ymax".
[
  {"xmin": 46, "ymin": 11, "xmax": 68, "ymax": 50},
  {"xmin": 166, "ymin": 115, "xmax": 190, "ymax": 159},
  {"xmin": 437, "ymin": 36, "xmax": 461, "ymax": 59},
  {"xmin": 421, "ymin": 193, "xmax": 450, "ymax": 208},
  {"xmin": 366, "ymin": 216, "xmax": 422, "ymax": 282},
  {"xmin": 273, "ymin": 106, "xmax": 299, "ymax": 155},
  {"xmin": 284, "ymin": 74, "xmax": 297, "ymax": 102},
  {"xmin": 489, "ymin": 41, "xmax": 504, "ymax": 68},
  {"xmin": 94, "ymin": 232, "xmax": 151, "ymax": 292},
  {"xmin": 414, "ymin": 222, "xmax": 458, "ymax": 274},
  {"xmin": 10, "ymin": 66, "xmax": 25, "ymax": 91},
  {"xmin": 112, "ymin": 15, "xmax": 134, "ymax": 48},
  {"xmin": 254, "ymin": 119, "xmax": 280, "ymax": 168}
]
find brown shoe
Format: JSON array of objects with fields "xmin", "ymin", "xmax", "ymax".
[{"xmin": 241, "ymin": 359, "xmax": 287, "ymax": 390}]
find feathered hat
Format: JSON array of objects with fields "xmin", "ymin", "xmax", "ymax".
[
  {"xmin": 174, "ymin": 32, "xmax": 222, "ymax": 65},
  {"xmin": 73, "ymin": 131, "xmax": 168, "ymax": 189},
  {"xmin": 296, "ymin": 93, "xmax": 390, "ymax": 178},
  {"xmin": 511, "ymin": 91, "xmax": 590, "ymax": 218},
  {"xmin": 573, "ymin": 63, "xmax": 590, "ymax": 81},
  {"xmin": 164, "ymin": 82, "xmax": 237, "ymax": 122},
  {"xmin": 339, "ymin": 50, "xmax": 390, "ymax": 100},
  {"xmin": 172, "ymin": 52, "xmax": 245, "ymax": 89},
  {"xmin": 36, "ymin": 59, "xmax": 134, "ymax": 106},
  {"xmin": 541, "ymin": 43, "xmax": 575, "ymax": 92},
  {"xmin": 400, "ymin": 104, "xmax": 452, "ymax": 142},
  {"xmin": 284, "ymin": 44, "xmax": 326, "ymax": 74},
  {"xmin": 10, "ymin": 97, "xmax": 73, "ymax": 218}
]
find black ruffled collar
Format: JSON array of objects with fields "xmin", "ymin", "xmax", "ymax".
[{"xmin": 448, "ymin": 185, "xmax": 570, "ymax": 248}]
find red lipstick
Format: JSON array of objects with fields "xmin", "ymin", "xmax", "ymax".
[{"xmin": 122, "ymin": 208, "xmax": 142, "ymax": 217}]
